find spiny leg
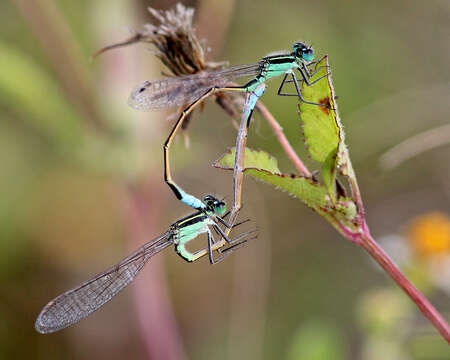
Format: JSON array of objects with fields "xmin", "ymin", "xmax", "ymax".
[
  {"xmin": 277, "ymin": 72, "xmax": 322, "ymax": 105},
  {"xmin": 216, "ymin": 215, "xmax": 233, "ymax": 229},
  {"xmin": 221, "ymin": 210, "xmax": 231, "ymax": 221},
  {"xmin": 220, "ymin": 210, "xmax": 250, "ymax": 227},
  {"xmin": 296, "ymin": 65, "xmax": 329, "ymax": 87},
  {"xmin": 212, "ymin": 223, "xmax": 233, "ymax": 244},
  {"xmin": 206, "ymin": 230, "xmax": 230, "ymax": 264},
  {"xmin": 184, "ymin": 228, "xmax": 220, "ymax": 263},
  {"xmin": 277, "ymin": 69, "xmax": 328, "ymax": 98},
  {"xmin": 277, "ymin": 73, "xmax": 299, "ymax": 97},
  {"xmin": 290, "ymin": 73, "xmax": 329, "ymax": 107},
  {"xmin": 302, "ymin": 61, "xmax": 312, "ymax": 77},
  {"xmin": 216, "ymin": 215, "xmax": 250, "ymax": 229},
  {"xmin": 302, "ymin": 61, "xmax": 328, "ymax": 78},
  {"xmin": 218, "ymin": 228, "xmax": 258, "ymax": 257},
  {"xmin": 207, "ymin": 230, "xmax": 217, "ymax": 264},
  {"xmin": 190, "ymin": 222, "xmax": 256, "ymax": 262},
  {"xmin": 304, "ymin": 65, "xmax": 330, "ymax": 81},
  {"xmin": 213, "ymin": 223, "xmax": 257, "ymax": 249},
  {"xmin": 208, "ymin": 227, "xmax": 257, "ymax": 264},
  {"xmin": 283, "ymin": 64, "xmax": 329, "ymax": 85},
  {"xmin": 187, "ymin": 228, "xmax": 233, "ymax": 263},
  {"xmin": 219, "ymin": 232, "xmax": 258, "ymax": 257}
]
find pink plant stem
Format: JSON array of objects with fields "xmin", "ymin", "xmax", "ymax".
[
  {"xmin": 255, "ymin": 99, "xmax": 450, "ymax": 342},
  {"xmin": 340, "ymin": 159, "xmax": 449, "ymax": 341},
  {"xmin": 125, "ymin": 184, "xmax": 187, "ymax": 359},
  {"xmin": 358, "ymin": 221, "xmax": 450, "ymax": 343},
  {"xmin": 255, "ymin": 102, "xmax": 311, "ymax": 178},
  {"xmin": 13, "ymin": 0, "xmax": 110, "ymax": 135}
]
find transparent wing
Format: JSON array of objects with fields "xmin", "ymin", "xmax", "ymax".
[
  {"xmin": 128, "ymin": 62, "xmax": 261, "ymax": 111},
  {"xmin": 35, "ymin": 232, "xmax": 173, "ymax": 334}
]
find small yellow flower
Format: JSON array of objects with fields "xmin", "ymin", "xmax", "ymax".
[{"xmin": 407, "ymin": 212, "xmax": 450, "ymax": 259}]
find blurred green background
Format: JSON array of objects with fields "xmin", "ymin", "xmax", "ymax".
[{"xmin": 1, "ymin": 0, "xmax": 449, "ymax": 359}]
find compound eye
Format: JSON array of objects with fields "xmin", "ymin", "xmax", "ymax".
[
  {"xmin": 302, "ymin": 48, "xmax": 314, "ymax": 62},
  {"xmin": 214, "ymin": 202, "xmax": 226, "ymax": 215}
]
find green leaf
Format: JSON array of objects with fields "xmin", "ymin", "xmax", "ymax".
[
  {"xmin": 214, "ymin": 147, "xmax": 281, "ymax": 173},
  {"xmin": 299, "ymin": 56, "xmax": 356, "ymax": 182},
  {"xmin": 214, "ymin": 147, "xmax": 360, "ymax": 230},
  {"xmin": 334, "ymin": 198, "xmax": 357, "ymax": 223},
  {"xmin": 299, "ymin": 56, "xmax": 340, "ymax": 163},
  {"xmin": 214, "ymin": 148, "xmax": 329, "ymax": 212},
  {"xmin": 321, "ymin": 147, "xmax": 338, "ymax": 202},
  {"xmin": 300, "ymin": 56, "xmax": 359, "ymax": 219}
]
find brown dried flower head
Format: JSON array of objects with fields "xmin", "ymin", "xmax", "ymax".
[{"xmin": 93, "ymin": 4, "xmax": 226, "ymax": 76}]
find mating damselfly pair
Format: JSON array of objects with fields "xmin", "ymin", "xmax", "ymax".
[{"xmin": 35, "ymin": 41, "xmax": 327, "ymax": 334}]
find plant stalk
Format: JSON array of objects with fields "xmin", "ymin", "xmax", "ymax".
[{"xmin": 358, "ymin": 220, "xmax": 450, "ymax": 342}]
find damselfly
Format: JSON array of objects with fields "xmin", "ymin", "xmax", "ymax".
[
  {"xmin": 129, "ymin": 42, "xmax": 327, "ymax": 210},
  {"xmin": 35, "ymin": 195, "xmax": 254, "ymax": 334}
]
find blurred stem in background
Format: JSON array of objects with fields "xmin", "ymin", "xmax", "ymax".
[
  {"xmin": 380, "ymin": 123, "xmax": 450, "ymax": 171},
  {"xmin": 124, "ymin": 182, "xmax": 185, "ymax": 360},
  {"xmin": 11, "ymin": 0, "xmax": 184, "ymax": 358},
  {"xmin": 13, "ymin": 0, "xmax": 113, "ymax": 136}
]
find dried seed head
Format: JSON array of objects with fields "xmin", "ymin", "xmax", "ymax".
[
  {"xmin": 92, "ymin": 3, "xmax": 241, "ymax": 130},
  {"xmin": 93, "ymin": 4, "xmax": 226, "ymax": 76}
]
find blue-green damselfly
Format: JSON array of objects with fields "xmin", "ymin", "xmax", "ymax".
[
  {"xmin": 129, "ymin": 42, "xmax": 327, "ymax": 210},
  {"xmin": 35, "ymin": 195, "xmax": 255, "ymax": 334},
  {"xmin": 225, "ymin": 83, "xmax": 266, "ymax": 234}
]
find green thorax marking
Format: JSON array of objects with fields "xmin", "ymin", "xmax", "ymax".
[
  {"xmin": 247, "ymin": 55, "xmax": 298, "ymax": 91},
  {"xmin": 174, "ymin": 212, "xmax": 207, "ymax": 228},
  {"xmin": 173, "ymin": 212, "xmax": 214, "ymax": 262}
]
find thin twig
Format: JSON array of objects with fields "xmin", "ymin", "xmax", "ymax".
[
  {"xmin": 124, "ymin": 184, "xmax": 187, "ymax": 359},
  {"xmin": 359, "ymin": 221, "xmax": 450, "ymax": 343},
  {"xmin": 380, "ymin": 123, "xmax": 450, "ymax": 170}
]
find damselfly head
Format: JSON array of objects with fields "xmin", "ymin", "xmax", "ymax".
[
  {"xmin": 203, "ymin": 195, "xmax": 227, "ymax": 215},
  {"xmin": 293, "ymin": 42, "xmax": 314, "ymax": 62}
]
